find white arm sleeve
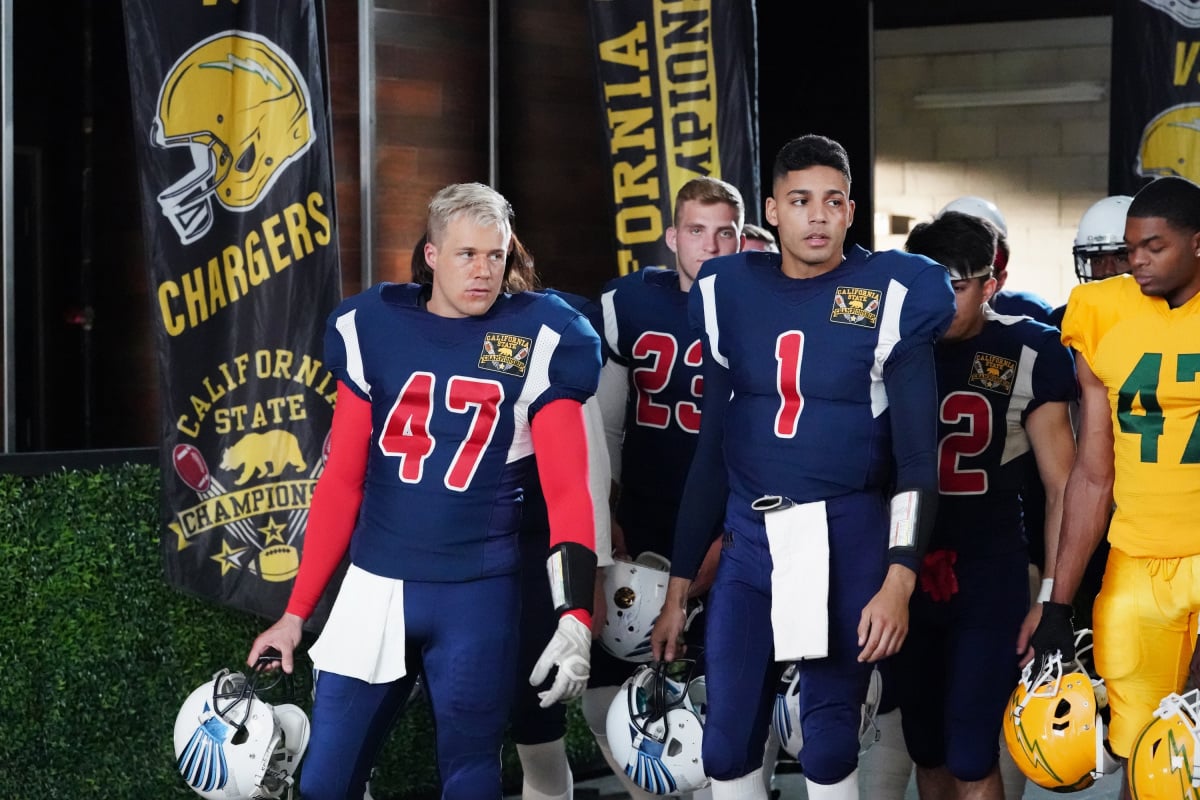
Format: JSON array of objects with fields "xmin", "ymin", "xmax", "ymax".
[
  {"xmin": 582, "ymin": 395, "xmax": 614, "ymax": 567},
  {"xmin": 594, "ymin": 358, "xmax": 628, "ymax": 484}
]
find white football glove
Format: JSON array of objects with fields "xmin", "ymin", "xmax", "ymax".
[{"xmin": 529, "ymin": 614, "xmax": 591, "ymax": 707}]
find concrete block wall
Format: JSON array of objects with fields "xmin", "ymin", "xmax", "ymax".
[{"xmin": 873, "ymin": 18, "xmax": 1112, "ymax": 307}]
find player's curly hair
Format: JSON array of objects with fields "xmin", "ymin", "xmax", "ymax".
[
  {"xmin": 773, "ymin": 134, "xmax": 851, "ymax": 186},
  {"xmin": 1129, "ymin": 176, "xmax": 1200, "ymax": 233}
]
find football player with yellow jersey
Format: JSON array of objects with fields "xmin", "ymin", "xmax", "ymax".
[{"xmin": 1030, "ymin": 175, "xmax": 1200, "ymax": 766}]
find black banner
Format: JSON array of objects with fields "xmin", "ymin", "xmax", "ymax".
[
  {"xmin": 589, "ymin": 0, "xmax": 760, "ymax": 276},
  {"xmin": 122, "ymin": 0, "xmax": 341, "ymax": 621},
  {"xmin": 1111, "ymin": 0, "xmax": 1200, "ymax": 194}
]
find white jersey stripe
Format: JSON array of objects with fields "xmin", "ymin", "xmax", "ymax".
[{"xmin": 335, "ymin": 308, "xmax": 371, "ymax": 397}]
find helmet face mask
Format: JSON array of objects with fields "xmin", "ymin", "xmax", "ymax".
[
  {"xmin": 174, "ymin": 665, "xmax": 310, "ymax": 800},
  {"xmin": 606, "ymin": 660, "xmax": 709, "ymax": 795}
]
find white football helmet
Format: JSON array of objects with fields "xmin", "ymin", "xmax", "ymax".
[
  {"xmin": 605, "ymin": 660, "xmax": 709, "ymax": 795},
  {"xmin": 938, "ymin": 196, "xmax": 1008, "ymax": 237},
  {"xmin": 1073, "ymin": 195, "xmax": 1133, "ymax": 282},
  {"xmin": 601, "ymin": 551, "xmax": 672, "ymax": 662},
  {"xmin": 174, "ymin": 668, "xmax": 311, "ymax": 800},
  {"xmin": 771, "ymin": 662, "xmax": 882, "ymax": 759}
]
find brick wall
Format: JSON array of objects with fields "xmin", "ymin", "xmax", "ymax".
[{"xmin": 873, "ymin": 17, "xmax": 1112, "ymax": 307}]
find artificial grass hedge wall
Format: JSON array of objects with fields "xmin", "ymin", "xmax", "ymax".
[{"xmin": 0, "ymin": 464, "xmax": 599, "ymax": 798}]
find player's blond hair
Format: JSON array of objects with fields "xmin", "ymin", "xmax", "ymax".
[{"xmin": 427, "ymin": 182, "xmax": 513, "ymax": 247}]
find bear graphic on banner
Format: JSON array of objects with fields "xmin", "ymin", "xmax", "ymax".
[{"xmin": 219, "ymin": 429, "xmax": 307, "ymax": 486}]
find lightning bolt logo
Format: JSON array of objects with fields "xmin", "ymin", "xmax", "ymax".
[
  {"xmin": 1166, "ymin": 728, "xmax": 1200, "ymax": 799},
  {"xmin": 1009, "ymin": 715, "xmax": 1065, "ymax": 785}
]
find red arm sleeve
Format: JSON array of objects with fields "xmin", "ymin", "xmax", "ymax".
[
  {"xmin": 285, "ymin": 381, "xmax": 371, "ymax": 619},
  {"xmin": 531, "ymin": 398, "xmax": 597, "ymax": 627},
  {"xmin": 532, "ymin": 397, "xmax": 597, "ymax": 551}
]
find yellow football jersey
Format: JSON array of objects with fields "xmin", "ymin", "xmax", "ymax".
[{"xmin": 1062, "ymin": 275, "xmax": 1200, "ymax": 557}]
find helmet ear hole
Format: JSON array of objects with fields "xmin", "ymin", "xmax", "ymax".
[
  {"xmin": 231, "ymin": 726, "xmax": 250, "ymax": 746},
  {"xmin": 667, "ymin": 739, "xmax": 683, "ymax": 757},
  {"xmin": 601, "ymin": 554, "xmax": 671, "ymax": 662}
]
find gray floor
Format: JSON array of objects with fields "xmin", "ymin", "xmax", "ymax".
[{"xmin": 533, "ymin": 766, "xmax": 1125, "ymax": 799}]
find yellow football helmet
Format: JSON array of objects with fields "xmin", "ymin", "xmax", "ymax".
[
  {"xmin": 1003, "ymin": 630, "xmax": 1114, "ymax": 791},
  {"xmin": 153, "ymin": 31, "xmax": 314, "ymax": 244},
  {"xmin": 1137, "ymin": 103, "xmax": 1200, "ymax": 187},
  {"xmin": 1128, "ymin": 689, "xmax": 1200, "ymax": 800}
]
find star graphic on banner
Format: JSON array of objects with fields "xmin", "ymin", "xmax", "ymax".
[
  {"xmin": 258, "ymin": 516, "xmax": 287, "ymax": 545},
  {"xmin": 211, "ymin": 539, "xmax": 250, "ymax": 576}
]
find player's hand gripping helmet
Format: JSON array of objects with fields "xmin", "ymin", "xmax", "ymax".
[
  {"xmin": 1073, "ymin": 195, "xmax": 1133, "ymax": 282},
  {"xmin": 174, "ymin": 659, "xmax": 311, "ymax": 800},
  {"xmin": 605, "ymin": 659, "xmax": 709, "ymax": 795},
  {"xmin": 152, "ymin": 31, "xmax": 314, "ymax": 244},
  {"xmin": 601, "ymin": 551, "xmax": 672, "ymax": 662},
  {"xmin": 1128, "ymin": 688, "xmax": 1200, "ymax": 799},
  {"xmin": 771, "ymin": 662, "xmax": 883, "ymax": 759},
  {"xmin": 1003, "ymin": 629, "xmax": 1115, "ymax": 792}
]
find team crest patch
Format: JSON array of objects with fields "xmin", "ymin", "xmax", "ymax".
[
  {"xmin": 969, "ymin": 352, "xmax": 1017, "ymax": 395},
  {"xmin": 479, "ymin": 332, "xmax": 532, "ymax": 376},
  {"xmin": 830, "ymin": 287, "xmax": 882, "ymax": 327}
]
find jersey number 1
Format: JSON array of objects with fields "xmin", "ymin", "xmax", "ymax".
[
  {"xmin": 1118, "ymin": 352, "xmax": 1200, "ymax": 463},
  {"xmin": 379, "ymin": 372, "xmax": 505, "ymax": 491}
]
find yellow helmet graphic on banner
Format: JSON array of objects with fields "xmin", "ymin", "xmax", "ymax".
[
  {"xmin": 1137, "ymin": 104, "xmax": 1200, "ymax": 184},
  {"xmin": 152, "ymin": 31, "xmax": 314, "ymax": 245}
]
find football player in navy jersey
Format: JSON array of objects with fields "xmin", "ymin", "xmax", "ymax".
[
  {"xmin": 938, "ymin": 196, "xmax": 1056, "ymax": 325},
  {"xmin": 586, "ymin": 176, "xmax": 745, "ymax": 799},
  {"xmin": 413, "ymin": 231, "xmax": 614, "ymax": 800},
  {"xmin": 651, "ymin": 135, "xmax": 955, "ymax": 800},
  {"xmin": 742, "ymin": 223, "xmax": 779, "ymax": 253},
  {"xmin": 247, "ymin": 183, "xmax": 604, "ymax": 800},
  {"xmin": 894, "ymin": 212, "xmax": 1077, "ymax": 800}
]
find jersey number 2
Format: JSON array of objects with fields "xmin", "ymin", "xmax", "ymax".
[
  {"xmin": 379, "ymin": 372, "xmax": 505, "ymax": 491},
  {"xmin": 937, "ymin": 391, "xmax": 992, "ymax": 494}
]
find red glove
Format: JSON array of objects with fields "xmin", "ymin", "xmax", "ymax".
[{"xmin": 919, "ymin": 549, "xmax": 959, "ymax": 603}]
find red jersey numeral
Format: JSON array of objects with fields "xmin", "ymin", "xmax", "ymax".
[
  {"xmin": 444, "ymin": 377, "xmax": 505, "ymax": 491},
  {"xmin": 379, "ymin": 373, "xmax": 505, "ymax": 492},
  {"xmin": 630, "ymin": 332, "xmax": 705, "ymax": 433},
  {"xmin": 937, "ymin": 391, "xmax": 992, "ymax": 495},
  {"xmin": 774, "ymin": 331, "xmax": 805, "ymax": 438}
]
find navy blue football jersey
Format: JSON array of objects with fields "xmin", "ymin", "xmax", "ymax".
[
  {"xmin": 932, "ymin": 310, "xmax": 1076, "ymax": 558},
  {"xmin": 991, "ymin": 289, "xmax": 1055, "ymax": 325},
  {"xmin": 323, "ymin": 283, "xmax": 601, "ymax": 581},
  {"xmin": 600, "ymin": 268, "xmax": 702, "ymax": 542},
  {"xmin": 690, "ymin": 247, "xmax": 955, "ymax": 512}
]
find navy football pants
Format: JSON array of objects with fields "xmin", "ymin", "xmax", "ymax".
[
  {"xmin": 511, "ymin": 524, "xmax": 567, "ymax": 745},
  {"xmin": 702, "ymin": 492, "xmax": 887, "ymax": 785},
  {"xmin": 895, "ymin": 550, "xmax": 1027, "ymax": 781},
  {"xmin": 300, "ymin": 573, "xmax": 519, "ymax": 800}
]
